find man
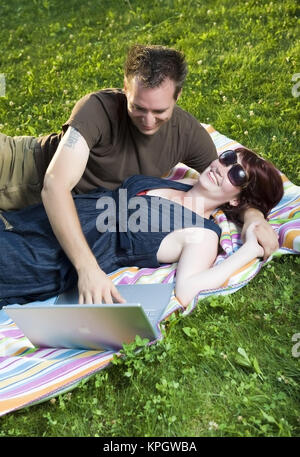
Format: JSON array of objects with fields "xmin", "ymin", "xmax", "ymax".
[{"xmin": 0, "ymin": 44, "xmax": 278, "ymax": 304}]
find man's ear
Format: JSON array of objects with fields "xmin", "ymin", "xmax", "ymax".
[
  {"xmin": 229, "ymin": 197, "xmax": 239, "ymax": 207},
  {"xmin": 175, "ymin": 88, "xmax": 182, "ymax": 101}
]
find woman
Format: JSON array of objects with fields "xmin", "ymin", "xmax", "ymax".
[{"xmin": 0, "ymin": 148, "xmax": 283, "ymax": 308}]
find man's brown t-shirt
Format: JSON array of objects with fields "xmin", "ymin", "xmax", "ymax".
[{"xmin": 35, "ymin": 89, "xmax": 217, "ymax": 193}]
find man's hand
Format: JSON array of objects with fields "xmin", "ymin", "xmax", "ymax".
[
  {"xmin": 244, "ymin": 222, "xmax": 265, "ymax": 258},
  {"xmin": 77, "ymin": 264, "xmax": 126, "ymax": 304},
  {"xmin": 242, "ymin": 208, "xmax": 279, "ymax": 260}
]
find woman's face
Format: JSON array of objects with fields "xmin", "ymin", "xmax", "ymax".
[{"xmin": 198, "ymin": 155, "xmax": 243, "ymax": 204}]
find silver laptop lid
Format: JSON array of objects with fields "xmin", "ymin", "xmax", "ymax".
[
  {"xmin": 4, "ymin": 303, "xmax": 156, "ymax": 351},
  {"xmin": 4, "ymin": 283, "xmax": 174, "ymax": 351}
]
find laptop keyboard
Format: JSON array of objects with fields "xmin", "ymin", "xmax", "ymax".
[{"xmin": 145, "ymin": 309, "xmax": 157, "ymax": 318}]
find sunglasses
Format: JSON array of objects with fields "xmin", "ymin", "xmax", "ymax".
[{"xmin": 218, "ymin": 150, "xmax": 248, "ymax": 187}]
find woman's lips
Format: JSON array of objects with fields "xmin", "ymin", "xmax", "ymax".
[{"xmin": 208, "ymin": 170, "xmax": 218, "ymax": 185}]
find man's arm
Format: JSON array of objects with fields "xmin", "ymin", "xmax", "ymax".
[
  {"xmin": 41, "ymin": 126, "xmax": 125, "ymax": 304},
  {"xmin": 241, "ymin": 207, "xmax": 279, "ymax": 260}
]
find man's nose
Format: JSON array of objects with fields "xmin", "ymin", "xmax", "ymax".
[{"xmin": 143, "ymin": 112, "xmax": 155, "ymax": 126}]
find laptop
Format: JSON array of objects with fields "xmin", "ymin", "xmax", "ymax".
[{"xmin": 3, "ymin": 283, "xmax": 174, "ymax": 351}]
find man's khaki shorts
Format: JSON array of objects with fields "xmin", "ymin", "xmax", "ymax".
[{"xmin": 0, "ymin": 133, "xmax": 43, "ymax": 211}]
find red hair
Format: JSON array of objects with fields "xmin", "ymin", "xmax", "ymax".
[{"xmin": 220, "ymin": 147, "xmax": 284, "ymax": 224}]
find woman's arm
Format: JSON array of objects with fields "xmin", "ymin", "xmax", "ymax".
[{"xmin": 175, "ymin": 224, "xmax": 264, "ymax": 307}]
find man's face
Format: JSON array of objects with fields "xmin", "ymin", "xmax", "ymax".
[{"xmin": 124, "ymin": 76, "xmax": 180, "ymax": 135}]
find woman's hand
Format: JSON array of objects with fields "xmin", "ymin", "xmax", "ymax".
[{"xmin": 77, "ymin": 264, "xmax": 126, "ymax": 305}]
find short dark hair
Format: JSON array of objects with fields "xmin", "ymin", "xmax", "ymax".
[{"xmin": 124, "ymin": 44, "xmax": 188, "ymax": 99}]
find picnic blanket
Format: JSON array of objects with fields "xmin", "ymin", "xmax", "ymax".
[{"xmin": 0, "ymin": 125, "xmax": 299, "ymax": 417}]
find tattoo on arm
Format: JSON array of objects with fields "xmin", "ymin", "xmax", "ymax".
[{"xmin": 64, "ymin": 127, "xmax": 82, "ymax": 149}]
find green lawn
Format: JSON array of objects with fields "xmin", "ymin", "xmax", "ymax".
[{"xmin": 0, "ymin": 0, "xmax": 299, "ymax": 437}]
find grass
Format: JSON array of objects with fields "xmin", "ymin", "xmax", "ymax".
[{"xmin": 0, "ymin": 0, "xmax": 299, "ymax": 437}]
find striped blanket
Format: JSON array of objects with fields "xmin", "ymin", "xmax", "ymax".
[{"xmin": 0, "ymin": 125, "xmax": 299, "ymax": 417}]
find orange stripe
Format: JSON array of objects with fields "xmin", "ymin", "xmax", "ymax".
[
  {"xmin": 214, "ymin": 209, "xmax": 224, "ymax": 217},
  {"xmin": 283, "ymin": 229, "xmax": 300, "ymax": 249},
  {"xmin": 289, "ymin": 207, "xmax": 300, "ymax": 217},
  {"xmin": 0, "ymin": 356, "xmax": 113, "ymax": 415},
  {"xmin": 205, "ymin": 125, "xmax": 215, "ymax": 133},
  {"xmin": 218, "ymin": 141, "xmax": 239, "ymax": 152},
  {"xmin": 0, "ymin": 337, "xmax": 33, "ymax": 357},
  {"xmin": 0, "ymin": 360, "xmax": 55, "ymax": 389},
  {"xmin": 10, "ymin": 346, "xmax": 34, "ymax": 357},
  {"xmin": 221, "ymin": 259, "xmax": 257, "ymax": 287},
  {"xmin": 110, "ymin": 267, "xmax": 139, "ymax": 280},
  {"xmin": 281, "ymin": 174, "xmax": 289, "ymax": 182}
]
